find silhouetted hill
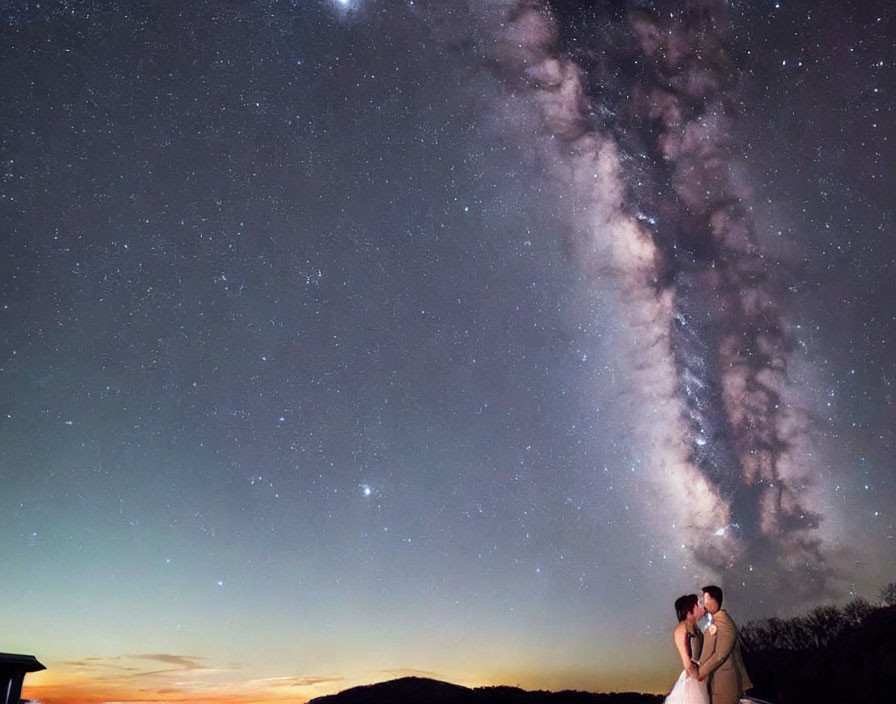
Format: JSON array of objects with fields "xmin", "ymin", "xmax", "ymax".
[
  {"xmin": 308, "ymin": 677, "xmax": 662, "ymax": 704},
  {"xmin": 744, "ymin": 604, "xmax": 896, "ymax": 704},
  {"xmin": 309, "ymin": 677, "xmax": 470, "ymax": 704}
]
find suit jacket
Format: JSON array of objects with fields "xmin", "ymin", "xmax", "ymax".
[{"xmin": 699, "ymin": 609, "xmax": 752, "ymax": 696}]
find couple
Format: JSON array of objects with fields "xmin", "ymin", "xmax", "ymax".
[{"xmin": 666, "ymin": 585, "xmax": 752, "ymax": 704}]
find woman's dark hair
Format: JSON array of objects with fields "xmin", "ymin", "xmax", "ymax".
[{"xmin": 675, "ymin": 594, "xmax": 699, "ymax": 622}]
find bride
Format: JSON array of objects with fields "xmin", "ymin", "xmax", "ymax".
[{"xmin": 665, "ymin": 594, "xmax": 709, "ymax": 704}]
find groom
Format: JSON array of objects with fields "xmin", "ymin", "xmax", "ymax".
[{"xmin": 697, "ymin": 585, "xmax": 752, "ymax": 704}]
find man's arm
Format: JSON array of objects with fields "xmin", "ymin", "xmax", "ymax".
[
  {"xmin": 696, "ymin": 630, "xmax": 714, "ymax": 682},
  {"xmin": 698, "ymin": 614, "xmax": 735, "ymax": 679}
]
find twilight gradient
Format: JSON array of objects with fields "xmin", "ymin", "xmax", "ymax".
[{"xmin": 1, "ymin": 1, "xmax": 893, "ymax": 703}]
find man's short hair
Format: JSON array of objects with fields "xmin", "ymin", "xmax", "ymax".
[{"xmin": 702, "ymin": 585, "xmax": 724, "ymax": 606}]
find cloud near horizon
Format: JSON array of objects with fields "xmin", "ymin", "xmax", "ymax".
[
  {"xmin": 126, "ymin": 653, "xmax": 208, "ymax": 670},
  {"xmin": 23, "ymin": 655, "xmax": 345, "ymax": 704}
]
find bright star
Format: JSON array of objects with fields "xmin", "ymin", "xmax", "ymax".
[{"xmin": 330, "ymin": 0, "xmax": 360, "ymax": 19}]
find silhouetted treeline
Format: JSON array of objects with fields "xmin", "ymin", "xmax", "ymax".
[
  {"xmin": 309, "ymin": 676, "xmax": 662, "ymax": 704},
  {"xmin": 740, "ymin": 598, "xmax": 877, "ymax": 651},
  {"xmin": 741, "ymin": 599, "xmax": 896, "ymax": 704}
]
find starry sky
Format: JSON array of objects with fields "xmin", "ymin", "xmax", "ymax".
[{"xmin": 1, "ymin": 1, "xmax": 893, "ymax": 702}]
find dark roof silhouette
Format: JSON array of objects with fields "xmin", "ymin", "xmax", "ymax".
[
  {"xmin": 0, "ymin": 653, "xmax": 45, "ymax": 704},
  {"xmin": 0, "ymin": 653, "xmax": 44, "ymax": 672}
]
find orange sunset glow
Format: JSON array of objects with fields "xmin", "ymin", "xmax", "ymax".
[{"xmin": 22, "ymin": 664, "xmax": 343, "ymax": 704}]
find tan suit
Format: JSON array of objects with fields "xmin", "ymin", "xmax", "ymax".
[{"xmin": 698, "ymin": 609, "xmax": 752, "ymax": 704}]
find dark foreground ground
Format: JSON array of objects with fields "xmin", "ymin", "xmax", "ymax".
[{"xmin": 309, "ymin": 606, "xmax": 896, "ymax": 704}]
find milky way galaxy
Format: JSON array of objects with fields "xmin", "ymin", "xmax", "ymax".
[
  {"xmin": 1, "ymin": 1, "xmax": 893, "ymax": 702},
  {"xmin": 494, "ymin": 0, "xmax": 840, "ymax": 600}
]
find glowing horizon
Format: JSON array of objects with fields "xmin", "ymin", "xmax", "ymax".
[{"xmin": 21, "ymin": 657, "xmax": 674, "ymax": 704}]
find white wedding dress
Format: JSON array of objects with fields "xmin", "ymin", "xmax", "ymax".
[
  {"xmin": 664, "ymin": 669, "xmax": 709, "ymax": 704},
  {"xmin": 665, "ymin": 673, "xmax": 772, "ymax": 704}
]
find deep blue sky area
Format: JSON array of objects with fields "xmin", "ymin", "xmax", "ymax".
[{"xmin": 1, "ymin": 1, "xmax": 893, "ymax": 702}]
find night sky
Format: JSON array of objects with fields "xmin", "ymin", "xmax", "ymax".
[{"xmin": 1, "ymin": 1, "xmax": 893, "ymax": 702}]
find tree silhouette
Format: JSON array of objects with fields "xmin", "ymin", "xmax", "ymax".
[
  {"xmin": 738, "ymin": 591, "xmax": 896, "ymax": 704},
  {"xmin": 740, "ymin": 598, "xmax": 875, "ymax": 652}
]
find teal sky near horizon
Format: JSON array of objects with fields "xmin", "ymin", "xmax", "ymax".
[{"xmin": 1, "ymin": 1, "xmax": 893, "ymax": 702}]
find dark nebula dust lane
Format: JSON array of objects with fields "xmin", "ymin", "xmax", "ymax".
[{"xmin": 494, "ymin": 0, "xmax": 872, "ymax": 600}]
